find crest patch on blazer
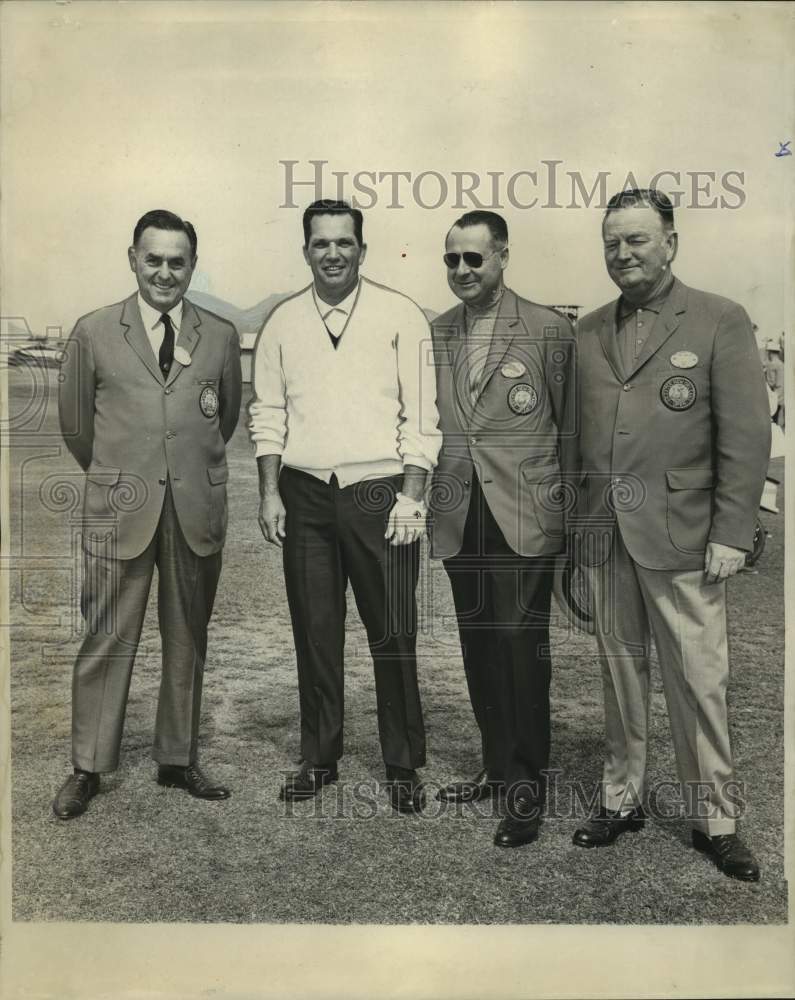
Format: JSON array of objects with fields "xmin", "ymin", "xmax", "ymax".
[
  {"xmin": 501, "ymin": 360, "xmax": 527, "ymax": 379},
  {"xmin": 199, "ymin": 385, "xmax": 219, "ymax": 418},
  {"xmin": 669, "ymin": 350, "xmax": 699, "ymax": 369},
  {"xmin": 507, "ymin": 382, "xmax": 538, "ymax": 414},
  {"xmin": 660, "ymin": 375, "xmax": 697, "ymax": 410}
]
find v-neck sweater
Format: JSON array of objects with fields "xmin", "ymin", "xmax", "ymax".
[{"xmin": 248, "ymin": 277, "xmax": 441, "ymax": 486}]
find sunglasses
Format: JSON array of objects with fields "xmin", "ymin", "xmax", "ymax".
[{"xmin": 443, "ymin": 248, "xmax": 504, "ymax": 269}]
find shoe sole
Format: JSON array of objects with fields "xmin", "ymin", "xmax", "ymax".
[
  {"xmin": 390, "ymin": 801, "xmax": 424, "ymax": 814},
  {"xmin": 494, "ymin": 832, "xmax": 539, "ymax": 848},
  {"xmin": 386, "ymin": 786, "xmax": 426, "ymax": 814},
  {"xmin": 572, "ymin": 818, "xmax": 645, "ymax": 848},
  {"xmin": 436, "ymin": 788, "xmax": 501, "ymax": 804},
  {"xmin": 157, "ymin": 777, "xmax": 230, "ymax": 800},
  {"xmin": 692, "ymin": 840, "xmax": 761, "ymax": 882},
  {"xmin": 52, "ymin": 805, "xmax": 90, "ymax": 820},
  {"xmin": 279, "ymin": 777, "xmax": 338, "ymax": 801}
]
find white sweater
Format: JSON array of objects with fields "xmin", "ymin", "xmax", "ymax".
[{"xmin": 248, "ymin": 278, "xmax": 441, "ymax": 485}]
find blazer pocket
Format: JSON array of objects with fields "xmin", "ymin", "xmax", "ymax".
[
  {"xmin": 86, "ymin": 464, "xmax": 121, "ymax": 486},
  {"xmin": 521, "ymin": 462, "xmax": 564, "ymax": 538},
  {"xmin": 207, "ymin": 464, "xmax": 228, "ymax": 541},
  {"xmin": 84, "ymin": 464, "xmax": 122, "ymax": 518},
  {"xmin": 665, "ymin": 467, "xmax": 715, "ymax": 552},
  {"xmin": 207, "ymin": 464, "xmax": 229, "ymax": 485}
]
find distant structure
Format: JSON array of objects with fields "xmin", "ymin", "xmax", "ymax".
[{"xmin": 551, "ymin": 304, "xmax": 581, "ymax": 327}]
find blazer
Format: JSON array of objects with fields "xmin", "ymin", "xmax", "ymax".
[
  {"xmin": 429, "ymin": 288, "xmax": 578, "ymax": 559},
  {"xmin": 574, "ymin": 277, "xmax": 770, "ymax": 570},
  {"xmin": 59, "ymin": 294, "xmax": 242, "ymax": 559}
]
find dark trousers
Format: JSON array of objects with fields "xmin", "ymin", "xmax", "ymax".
[
  {"xmin": 73, "ymin": 482, "xmax": 222, "ymax": 773},
  {"xmin": 443, "ymin": 475, "xmax": 553, "ymax": 804},
  {"xmin": 280, "ymin": 466, "xmax": 426, "ymax": 771}
]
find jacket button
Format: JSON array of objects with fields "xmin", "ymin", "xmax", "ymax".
[
  {"xmin": 165, "ymin": 388, "xmax": 172, "ymax": 395},
  {"xmin": 464, "ymin": 480, "xmax": 471, "ymax": 487},
  {"xmin": 623, "ymin": 383, "xmax": 632, "ymax": 391},
  {"xmin": 158, "ymin": 478, "xmax": 166, "ymax": 485},
  {"xmin": 166, "ymin": 431, "xmax": 175, "ymax": 439},
  {"xmin": 470, "ymin": 436, "xmax": 477, "ymax": 445}
]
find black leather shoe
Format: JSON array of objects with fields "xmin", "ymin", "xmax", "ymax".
[
  {"xmin": 157, "ymin": 763, "xmax": 230, "ymax": 800},
  {"xmin": 384, "ymin": 767, "xmax": 424, "ymax": 814},
  {"xmin": 692, "ymin": 830, "xmax": 760, "ymax": 882},
  {"xmin": 279, "ymin": 761, "xmax": 338, "ymax": 801},
  {"xmin": 572, "ymin": 806, "xmax": 645, "ymax": 848},
  {"xmin": 493, "ymin": 797, "xmax": 541, "ymax": 847},
  {"xmin": 436, "ymin": 768, "xmax": 503, "ymax": 803},
  {"xmin": 53, "ymin": 769, "xmax": 100, "ymax": 820}
]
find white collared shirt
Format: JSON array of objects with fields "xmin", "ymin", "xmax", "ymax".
[
  {"xmin": 136, "ymin": 293, "xmax": 183, "ymax": 361},
  {"xmin": 312, "ymin": 282, "xmax": 359, "ymax": 340}
]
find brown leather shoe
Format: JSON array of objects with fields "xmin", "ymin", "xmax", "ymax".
[
  {"xmin": 157, "ymin": 763, "xmax": 230, "ymax": 800},
  {"xmin": 53, "ymin": 770, "xmax": 100, "ymax": 820},
  {"xmin": 279, "ymin": 761, "xmax": 338, "ymax": 801},
  {"xmin": 692, "ymin": 830, "xmax": 760, "ymax": 882},
  {"xmin": 572, "ymin": 806, "xmax": 645, "ymax": 848}
]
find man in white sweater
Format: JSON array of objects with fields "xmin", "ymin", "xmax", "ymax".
[{"xmin": 249, "ymin": 200, "xmax": 441, "ymax": 812}]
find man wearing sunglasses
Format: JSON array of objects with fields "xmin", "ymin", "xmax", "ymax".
[
  {"xmin": 571, "ymin": 189, "xmax": 769, "ymax": 881},
  {"xmin": 248, "ymin": 200, "xmax": 441, "ymax": 814},
  {"xmin": 429, "ymin": 210, "xmax": 577, "ymax": 847}
]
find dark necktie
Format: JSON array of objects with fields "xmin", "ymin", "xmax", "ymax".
[{"xmin": 159, "ymin": 313, "xmax": 175, "ymax": 378}]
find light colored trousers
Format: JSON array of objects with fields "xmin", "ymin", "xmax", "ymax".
[{"xmin": 586, "ymin": 529, "xmax": 739, "ymax": 835}]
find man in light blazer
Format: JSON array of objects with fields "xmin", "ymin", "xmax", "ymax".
[
  {"xmin": 572, "ymin": 188, "xmax": 769, "ymax": 881},
  {"xmin": 54, "ymin": 209, "xmax": 242, "ymax": 818},
  {"xmin": 429, "ymin": 210, "xmax": 577, "ymax": 848}
]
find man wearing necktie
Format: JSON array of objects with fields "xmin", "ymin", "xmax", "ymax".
[
  {"xmin": 53, "ymin": 209, "xmax": 242, "ymax": 819},
  {"xmin": 572, "ymin": 189, "xmax": 769, "ymax": 881},
  {"xmin": 429, "ymin": 211, "xmax": 578, "ymax": 847},
  {"xmin": 249, "ymin": 199, "xmax": 441, "ymax": 812}
]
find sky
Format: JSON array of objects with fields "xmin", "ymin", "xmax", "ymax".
[{"xmin": 1, "ymin": 1, "xmax": 793, "ymax": 341}]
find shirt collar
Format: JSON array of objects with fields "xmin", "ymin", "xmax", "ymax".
[
  {"xmin": 137, "ymin": 293, "xmax": 183, "ymax": 333},
  {"xmin": 313, "ymin": 281, "xmax": 360, "ymax": 320},
  {"xmin": 618, "ymin": 271, "xmax": 675, "ymax": 320},
  {"xmin": 465, "ymin": 286, "xmax": 505, "ymax": 319}
]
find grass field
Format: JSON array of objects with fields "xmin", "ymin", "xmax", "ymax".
[{"xmin": 6, "ymin": 365, "xmax": 788, "ymax": 924}]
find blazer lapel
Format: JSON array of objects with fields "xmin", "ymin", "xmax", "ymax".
[
  {"xmin": 476, "ymin": 289, "xmax": 520, "ymax": 401},
  {"xmin": 120, "ymin": 295, "xmax": 163, "ymax": 384},
  {"xmin": 597, "ymin": 299, "xmax": 626, "ymax": 383},
  {"xmin": 166, "ymin": 298, "xmax": 202, "ymax": 386},
  {"xmin": 626, "ymin": 277, "xmax": 688, "ymax": 378},
  {"xmin": 433, "ymin": 304, "xmax": 467, "ymax": 423}
]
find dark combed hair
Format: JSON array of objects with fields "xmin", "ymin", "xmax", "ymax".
[
  {"xmin": 604, "ymin": 188, "xmax": 675, "ymax": 230},
  {"xmin": 302, "ymin": 199, "xmax": 364, "ymax": 246},
  {"xmin": 451, "ymin": 210, "xmax": 509, "ymax": 246},
  {"xmin": 133, "ymin": 209, "xmax": 198, "ymax": 257}
]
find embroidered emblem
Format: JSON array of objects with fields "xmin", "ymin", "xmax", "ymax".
[
  {"xmin": 670, "ymin": 351, "xmax": 698, "ymax": 369},
  {"xmin": 660, "ymin": 376, "xmax": 697, "ymax": 410},
  {"xmin": 200, "ymin": 385, "xmax": 219, "ymax": 418},
  {"xmin": 173, "ymin": 346, "xmax": 192, "ymax": 367},
  {"xmin": 507, "ymin": 382, "xmax": 538, "ymax": 414},
  {"xmin": 501, "ymin": 360, "xmax": 527, "ymax": 379}
]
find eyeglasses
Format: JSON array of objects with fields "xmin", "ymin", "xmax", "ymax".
[{"xmin": 443, "ymin": 248, "xmax": 505, "ymax": 269}]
